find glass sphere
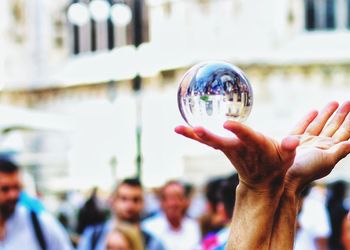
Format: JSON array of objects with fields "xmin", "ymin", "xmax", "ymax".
[{"xmin": 177, "ymin": 61, "xmax": 253, "ymax": 134}]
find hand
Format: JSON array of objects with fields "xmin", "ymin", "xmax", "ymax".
[
  {"xmin": 285, "ymin": 101, "xmax": 350, "ymax": 194},
  {"xmin": 175, "ymin": 121, "xmax": 299, "ymax": 192},
  {"xmin": 175, "ymin": 122, "xmax": 300, "ymax": 250},
  {"xmin": 269, "ymin": 101, "xmax": 350, "ymax": 250}
]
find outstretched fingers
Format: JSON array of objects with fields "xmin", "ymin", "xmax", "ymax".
[
  {"xmin": 290, "ymin": 110, "xmax": 318, "ymax": 135},
  {"xmin": 304, "ymin": 101, "xmax": 339, "ymax": 136},
  {"xmin": 192, "ymin": 126, "xmax": 237, "ymax": 150},
  {"xmin": 223, "ymin": 121, "xmax": 264, "ymax": 148},
  {"xmin": 174, "ymin": 125, "xmax": 235, "ymax": 150},
  {"xmin": 332, "ymin": 112, "xmax": 350, "ymax": 142},
  {"xmin": 174, "ymin": 125, "xmax": 202, "ymax": 142},
  {"xmin": 320, "ymin": 101, "xmax": 350, "ymax": 138}
]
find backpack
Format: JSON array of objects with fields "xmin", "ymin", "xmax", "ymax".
[{"xmin": 30, "ymin": 210, "xmax": 47, "ymax": 250}]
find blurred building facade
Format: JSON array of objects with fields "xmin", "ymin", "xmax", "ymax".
[{"xmin": 0, "ymin": 0, "xmax": 350, "ymax": 193}]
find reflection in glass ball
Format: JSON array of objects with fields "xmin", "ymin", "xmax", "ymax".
[{"xmin": 177, "ymin": 61, "xmax": 253, "ymax": 134}]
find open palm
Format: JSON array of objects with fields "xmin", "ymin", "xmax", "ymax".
[
  {"xmin": 175, "ymin": 121, "xmax": 299, "ymax": 190},
  {"xmin": 285, "ymin": 101, "xmax": 350, "ymax": 193}
]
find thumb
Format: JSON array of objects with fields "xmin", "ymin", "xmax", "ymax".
[
  {"xmin": 328, "ymin": 141, "xmax": 350, "ymax": 164},
  {"xmin": 281, "ymin": 135, "xmax": 300, "ymax": 151},
  {"xmin": 280, "ymin": 135, "xmax": 300, "ymax": 159}
]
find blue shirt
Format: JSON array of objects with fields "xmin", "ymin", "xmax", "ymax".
[
  {"xmin": 0, "ymin": 205, "xmax": 72, "ymax": 250},
  {"xmin": 77, "ymin": 219, "xmax": 165, "ymax": 250}
]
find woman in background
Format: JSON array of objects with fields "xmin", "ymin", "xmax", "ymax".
[{"xmin": 106, "ymin": 224, "xmax": 144, "ymax": 250}]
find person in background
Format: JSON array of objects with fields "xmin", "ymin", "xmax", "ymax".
[
  {"xmin": 77, "ymin": 187, "xmax": 108, "ymax": 235},
  {"xmin": 200, "ymin": 173, "xmax": 239, "ymax": 250},
  {"xmin": 105, "ymin": 223, "xmax": 144, "ymax": 250},
  {"xmin": 341, "ymin": 214, "xmax": 350, "ymax": 250},
  {"xmin": 0, "ymin": 158, "xmax": 72, "ymax": 250},
  {"xmin": 183, "ymin": 182, "xmax": 195, "ymax": 216},
  {"xmin": 18, "ymin": 190, "xmax": 45, "ymax": 213},
  {"xmin": 199, "ymin": 177, "xmax": 226, "ymax": 239},
  {"xmin": 294, "ymin": 184, "xmax": 331, "ymax": 250},
  {"xmin": 142, "ymin": 180, "xmax": 201, "ymax": 250},
  {"xmin": 328, "ymin": 180, "xmax": 349, "ymax": 250},
  {"xmin": 77, "ymin": 178, "xmax": 164, "ymax": 250}
]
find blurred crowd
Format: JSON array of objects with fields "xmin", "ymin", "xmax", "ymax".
[{"xmin": 1, "ymin": 158, "xmax": 350, "ymax": 250}]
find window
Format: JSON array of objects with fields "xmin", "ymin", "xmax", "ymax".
[
  {"xmin": 304, "ymin": 0, "xmax": 350, "ymax": 30},
  {"xmin": 67, "ymin": 0, "xmax": 149, "ymax": 55}
]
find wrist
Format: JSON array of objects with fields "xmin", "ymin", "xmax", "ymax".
[
  {"xmin": 269, "ymin": 186, "xmax": 300, "ymax": 250},
  {"xmin": 230, "ymin": 182, "xmax": 284, "ymax": 250},
  {"xmin": 238, "ymin": 178, "xmax": 285, "ymax": 200},
  {"xmin": 281, "ymin": 178, "xmax": 306, "ymax": 216},
  {"xmin": 284, "ymin": 172, "xmax": 306, "ymax": 198},
  {"xmin": 235, "ymin": 182, "xmax": 284, "ymax": 213},
  {"xmin": 281, "ymin": 188, "xmax": 299, "ymax": 209}
]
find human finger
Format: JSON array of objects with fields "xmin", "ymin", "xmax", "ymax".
[
  {"xmin": 290, "ymin": 110, "xmax": 318, "ymax": 135},
  {"xmin": 320, "ymin": 101, "xmax": 350, "ymax": 137},
  {"xmin": 278, "ymin": 136, "xmax": 299, "ymax": 165},
  {"xmin": 327, "ymin": 141, "xmax": 350, "ymax": 165},
  {"xmin": 223, "ymin": 121, "xmax": 264, "ymax": 148},
  {"xmin": 304, "ymin": 101, "xmax": 339, "ymax": 135},
  {"xmin": 281, "ymin": 135, "xmax": 300, "ymax": 152},
  {"xmin": 192, "ymin": 126, "xmax": 237, "ymax": 150},
  {"xmin": 332, "ymin": 112, "xmax": 350, "ymax": 142},
  {"xmin": 174, "ymin": 125, "xmax": 203, "ymax": 142}
]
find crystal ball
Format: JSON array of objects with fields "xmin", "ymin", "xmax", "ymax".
[{"xmin": 177, "ymin": 61, "xmax": 253, "ymax": 134}]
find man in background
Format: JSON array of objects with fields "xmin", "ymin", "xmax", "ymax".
[
  {"xmin": 0, "ymin": 158, "xmax": 72, "ymax": 250},
  {"xmin": 77, "ymin": 178, "xmax": 164, "ymax": 250},
  {"xmin": 142, "ymin": 180, "xmax": 201, "ymax": 250},
  {"xmin": 295, "ymin": 185, "xmax": 331, "ymax": 250},
  {"xmin": 200, "ymin": 173, "xmax": 239, "ymax": 250},
  {"xmin": 327, "ymin": 180, "xmax": 348, "ymax": 250}
]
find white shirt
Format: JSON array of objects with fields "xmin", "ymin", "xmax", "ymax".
[
  {"xmin": 142, "ymin": 213, "xmax": 200, "ymax": 250},
  {"xmin": 294, "ymin": 188, "xmax": 331, "ymax": 250},
  {"xmin": 0, "ymin": 205, "xmax": 72, "ymax": 250}
]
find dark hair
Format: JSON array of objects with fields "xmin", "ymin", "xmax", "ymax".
[
  {"xmin": 111, "ymin": 178, "xmax": 143, "ymax": 201},
  {"xmin": 184, "ymin": 182, "xmax": 194, "ymax": 199},
  {"xmin": 218, "ymin": 173, "xmax": 239, "ymax": 218},
  {"xmin": 205, "ymin": 177, "xmax": 225, "ymax": 211},
  {"xmin": 327, "ymin": 181, "xmax": 349, "ymax": 250},
  {"xmin": 120, "ymin": 178, "xmax": 142, "ymax": 188},
  {"xmin": 0, "ymin": 159, "xmax": 19, "ymax": 173},
  {"xmin": 328, "ymin": 180, "xmax": 347, "ymax": 201}
]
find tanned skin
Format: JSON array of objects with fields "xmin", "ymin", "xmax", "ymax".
[{"xmin": 175, "ymin": 101, "xmax": 350, "ymax": 250}]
